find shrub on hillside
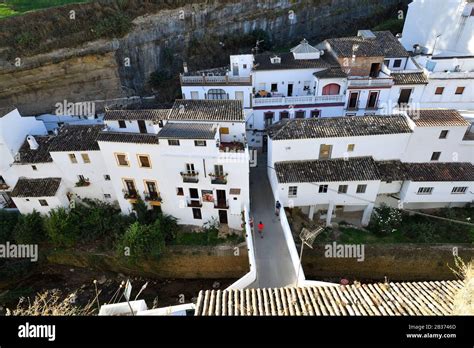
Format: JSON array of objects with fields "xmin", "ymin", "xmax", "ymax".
[
  {"xmin": 0, "ymin": 209, "xmax": 19, "ymax": 242},
  {"xmin": 44, "ymin": 208, "xmax": 80, "ymax": 247},
  {"xmin": 13, "ymin": 210, "xmax": 46, "ymax": 244},
  {"xmin": 116, "ymin": 220, "xmax": 165, "ymax": 261},
  {"xmin": 368, "ymin": 204, "xmax": 403, "ymax": 236}
]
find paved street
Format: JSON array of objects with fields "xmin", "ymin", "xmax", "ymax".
[{"xmin": 248, "ymin": 153, "xmax": 296, "ymax": 288}]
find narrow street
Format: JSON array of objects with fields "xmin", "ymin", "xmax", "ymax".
[{"xmin": 248, "ymin": 152, "xmax": 297, "ymax": 288}]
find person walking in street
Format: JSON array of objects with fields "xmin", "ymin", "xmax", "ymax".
[
  {"xmin": 257, "ymin": 221, "xmax": 264, "ymax": 238},
  {"xmin": 275, "ymin": 200, "xmax": 281, "ymax": 217}
]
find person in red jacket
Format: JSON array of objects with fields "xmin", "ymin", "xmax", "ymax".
[{"xmin": 257, "ymin": 221, "xmax": 264, "ymax": 239}]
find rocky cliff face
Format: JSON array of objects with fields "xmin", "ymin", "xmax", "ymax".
[{"xmin": 0, "ymin": 0, "xmax": 405, "ymax": 115}]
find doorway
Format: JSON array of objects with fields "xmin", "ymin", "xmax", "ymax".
[
  {"xmin": 218, "ymin": 210, "xmax": 228, "ymax": 224},
  {"xmin": 287, "ymin": 83, "xmax": 293, "ymax": 96},
  {"xmin": 137, "ymin": 120, "xmax": 147, "ymax": 134},
  {"xmin": 216, "ymin": 189, "xmax": 227, "ymax": 208},
  {"xmin": 348, "ymin": 92, "xmax": 359, "ymax": 109},
  {"xmin": 398, "ymin": 89, "xmax": 412, "ymax": 105}
]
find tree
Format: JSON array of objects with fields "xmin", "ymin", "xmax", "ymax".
[
  {"xmin": 44, "ymin": 208, "xmax": 79, "ymax": 247},
  {"xmin": 13, "ymin": 210, "xmax": 46, "ymax": 244},
  {"xmin": 0, "ymin": 210, "xmax": 19, "ymax": 243},
  {"xmin": 117, "ymin": 220, "xmax": 165, "ymax": 261}
]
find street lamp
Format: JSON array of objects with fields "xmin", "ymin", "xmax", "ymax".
[{"xmin": 295, "ymin": 226, "xmax": 324, "ymax": 287}]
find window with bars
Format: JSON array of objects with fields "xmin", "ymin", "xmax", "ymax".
[
  {"xmin": 451, "ymin": 187, "xmax": 467, "ymax": 194},
  {"xmin": 318, "ymin": 185, "xmax": 328, "ymax": 193},
  {"xmin": 288, "ymin": 186, "xmax": 298, "ymax": 197},
  {"xmin": 417, "ymin": 187, "xmax": 433, "ymax": 195}
]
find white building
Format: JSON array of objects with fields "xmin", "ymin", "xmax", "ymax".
[
  {"xmin": 97, "ymin": 100, "xmax": 250, "ymax": 230},
  {"xmin": 266, "ymin": 110, "xmax": 474, "ymax": 226}
]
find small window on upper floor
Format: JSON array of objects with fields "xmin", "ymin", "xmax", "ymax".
[
  {"xmin": 39, "ymin": 199, "xmax": 48, "ymax": 207},
  {"xmin": 383, "ymin": 59, "xmax": 390, "ymax": 67},
  {"xmin": 356, "ymin": 184, "xmax": 367, "ymax": 194},
  {"xmin": 138, "ymin": 155, "xmax": 151, "ymax": 168},
  {"xmin": 271, "ymin": 83, "xmax": 278, "ymax": 92},
  {"xmin": 439, "ymin": 130, "xmax": 449, "ymax": 139},
  {"xmin": 104, "ymin": 175, "xmax": 111, "ymax": 181},
  {"xmin": 347, "ymin": 144, "xmax": 355, "ymax": 152},
  {"xmin": 177, "ymin": 187, "xmax": 184, "ymax": 196},
  {"xmin": 451, "ymin": 186, "xmax": 467, "ymax": 194},
  {"xmin": 81, "ymin": 153, "xmax": 91, "ymax": 163},
  {"xmin": 168, "ymin": 139, "xmax": 180, "ymax": 146},
  {"xmin": 118, "ymin": 120, "xmax": 126, "ymax": 128},
  {"xmin": 393, "ymin": 59, "xmax": 402, "ymax": 68},
  {"xmin": 194, "ymin": 140, "xmax": 207, "ymax": 147},
  {"xmin": 318, "ymin": 185, "xmax": 328, "ymax": 193},
  {"xmin": 115, "ymin": 153, "xmax": 129, "ymax": 166},
  {"xmin": 435, "ymin": 87, "xmax": 444, "ymax": 95},
  {"xmin": 431, "ymin": 152, "xmax": 441, "ymax": 161},
  {"xmin": 455, "ymin": 87, "xmax": 465, "ymax": 95},
  {"xmin": 243, "ymin": 64, "xmax": 247, "ymax": 69},
  {"xmin": 288, "ymin": 186, "xmax": 298, "ymax": 198},
  {"xmin": 32, "ymin": 165, "xmax": 38, "ymax": 171},
  {"xmin": 69, "ymin": 153, "xmax": 77, "ymax": 164}
]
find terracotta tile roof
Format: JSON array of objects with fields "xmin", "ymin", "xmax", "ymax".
[
  {"xmin": 408, "ymin": 109, "xmax": 470, "ymax": 127},
  {"xmin": 391, "ymin": 71, "xmax": 428, "ymax": 85},
  {"xmin": 325, "ymin": 31, "xmax": 409, "ymax": 58},
  {"xmin": 97, "ymin": 131, "xmax": 159, "ymax": 144},
  {"xmin": 169, "ymin": 100, "xmax": 244, "ymax": 122},
  {"xmin": 267, "ymin": 115, "xmax": 413, "ymax": 140},
  {"xmin": 253, "ymin": 50, "xmax": 339, "ymax": 71},
  {"xmin": 104, "ymin": 109, "xmax": 170, "ymax": 121},
  {"xmin": 49, "ymin": 125, "xmax": 104, "ymax": 152},
  {"xmin": 275, "ymin": 157, "xmax": 380, "ymax": 183},
  {"xmin": 15, "ymin": 136, "xmax": 54, "ymax": 164},
  {"xmin": 158, "ymin": 122, "xmax": 216, "ymax": 139},
  {"xmin": 313, "ymin": 67, "xmax": 347, "ymax": 79},
  {"xmin": 11, "ymin": 178, "xmax": 61, "ymax": 197},
  {"xmin": 195, "ymin": 280, "xmax": 464, "ymax": 316},
  {"xmin": 376, "ymin": 161, "xmax": 474, "ymax": 182}
]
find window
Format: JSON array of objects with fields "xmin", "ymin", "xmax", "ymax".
[
  {"xmin": 104, "ymin": 175, "xmax": 111, "ymax": 181},
  {"xmin": 338, "ymin": 185, "xmax": 348, "ymax": 194},
  {"xmin": 104, "ymin": 194, "xmax": 111, "ymax": 199},
  {"xmin": 322, "ymin": 83, "xmax": 341, "ymax": 95},
  {"xmin": 356, "ymin": 184, "xmax": 367, "ymax": 194},
  {"xmin": 138, "ymin": 155, "xmax": 151, "ymax": 168},
  {"xmin": 435, "ymin": 87, "xmax": 444, "ymax": 95},
  {"xmin": 243, "ymin": 64, "xmax": 247, "ymax": 69},
  {"xmin": 295, "ymin": 111, "xmax": 305, "ymax": 119},
  {"xmin": 192, "ymin": 208, "xmax": 202, "ymax": 219},
  {"xmin": 393, "ymin": 59, "xmax": 402, "ymax": 68},
  {"xmin": 280, "ymin": 111, "xmax": 289, "ymax": 119},
  {"xmin": 452, "ymin": 187, "xmax": 467, "ymax": 194},
  {"xmin": 383, "ymin": 59, "xmax": 390, "ymax": 67},
  {"xmin": 81, "ymin": 153, "xmax": 90, "ymax": 163},
  {"xmin": 455, "ymin": 87, "xmax": 465, "ymax": 95},
  {"xmin": 118, "ymin": 120, "xmax": 126, "ymax": 128},
  {"xmin": 168, "ymin": 139, "xmax": 180, "ymax": 146},
  {"xmin": 39, "ymin": 199, "xmax": 48, "ymax": 207},
  {"xmin": 177, "ymin": 187, "xmax": 184, "ymax": 196},
  {"xmin": 189, "ymin": 188, "xmax": 199, "ymax": 199},
  {"xmin": 186, "ymin": 163, "xmax": 197, "ymax": 174},
  {"xmin": 115, "ymin": 153, "xmax": 129, "ymax": 166},
  {"xmin": 288, "ymin": 186, "xmax": 298, "ymax": 198},
  {"xmin": 417, "ymin": 187, "xmax": 433, "ymax": 195},
  {"xmin": 137, "ymin": 120, "xmax": 147, "ymax": 134},
  {"xmin": 31, "ymin": 165, "xmax": 37, "ymax": 171},
  {"xmin": 310, "ymin": 110, "xmax": 321, "ymax": 118},
  {"xmin": 69, "ymin": 153, "xmax": 77, "ymax": 164},
  {"xmin": 194, "ymin": 140, "xmax": 206, "ymax": 147},
  {"xmin": 439, "ymin": 130, "xmax": 449, "ymax": 139},
  {"xmin": 318, "ymin": 185, "xmax": 328, "ymax": 193},
  {"xmin": 124, "ymin": 179, "xmax": 136, "ymax": 194},
  {"xmin": 367, "ymin": 91, "xmax": 379, "ymax": 108},
  {"xmin": 431, "ymin": 152, "xmax": 441, "ymax": 161},
  {"xmin": 319, "ymin": 144, "xmax": 332, "ymax": 160},
  {"xmin": 347, "ymin": 144, "xmax": 355, "ymax": 152},
  {"xmin": 207, "ymin": 89, "xmax": 228, "ymax": 100},
  {"xmin": 271, "ymin": 83, "xmax": 278, "ymax": 92}
]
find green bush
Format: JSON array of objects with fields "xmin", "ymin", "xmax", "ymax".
[
  {"xmin": 44, "ymin": 208, "xmax": 80, "ymax": 247},
  {"xmin": 117, "ymin": 220, "xmax": 165, "ymax": 261},
  {"xmin": 368, "ymin": 204, "xmax": 403, "ymax": 236},
  {"xmin": 13, "ymin": 210, "xmax": 46, "ymax": 244},
  {"xmin": 0, "ymin": 209, "xmax": 19, "ymax": 242}
]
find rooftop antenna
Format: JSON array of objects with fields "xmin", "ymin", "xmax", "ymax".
[{"xmin": 295, "ymin": 226, "xmax": 324, "ymax": 287}]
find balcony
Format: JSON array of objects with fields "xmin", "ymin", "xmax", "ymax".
[
  {"xmin": 187, "ymin": 199, "xmax": 202, "ymax": 208},
  {"xmin": 144, "ymin": 191, "xmax": 162, "ymax": 202},
  {"xmin": 0, "ymin": 183, "xmax": 10, "ymax": 190},
  {"xmin": 252, "ymin": 94, "xmax": 344, "ymax": 107},
  {"xmin": 346, "ymin": 101, "xmax": 360, "ymax": 111},
  {"xmin": 347, "ymin": 78, "xmax": 393, "ymax": 88},
  {"xmin": 180, "ymin": 171, "xmax": 199, "ymax": 183},
  {"xmin": 75, "ymin": 178, "xmax": 90, "ymax": 187},
  {"xmin": 214, "ymin": 199, "xmax": 229, "ymax": 209},
  {"xmin": 180, "ymin": 74, "xmax": 252, "ymax": 86},
  {"xmin": 219, "ymin": 141, "xmax": 245, "ymax": 153},
  {"xmin": 210, "ymin": 173, "xmax": 228, "ymax": 185},
  {"xmin": 123, "ymin": 189, "xmax": 138, "ymax": 200},
  {"xmin": 365, "ymin": 101, "xmax": 381, "ymax": 110}
]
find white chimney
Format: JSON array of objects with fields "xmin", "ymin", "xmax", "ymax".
[
  {"xmin": 183, "ymin": 62, "xmax": 188, "ymax": 74},
  {"xmin": 26, "ymin": 135, "xmax": 39, "ymax": 150}
]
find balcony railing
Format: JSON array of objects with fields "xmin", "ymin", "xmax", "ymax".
[
  {"xmin": 365, "ymin": 101, "xmax": 380, "ymax": 110},
  {"xmin": 180, "ymin": 171, "xmax": 199, "ymax": 183},
  {"xmin": 214, "ymin": 199, "xmax": 229, "ymax": 209},
  {"xmin": 346, "ymin": 101, "xmax": 360, "ymax": 111},
  {"xmin": 219, "ymin": 141, "xmax": 245, "ymax": 153},
  {"xmin": 144, "ymin": 191, "xmax": 162, "ymax": 202},
  {"xmin": 75, "ymin": 178, "xmax": 90, "ymax": 187},
  {"xmin": 210, "ymin": 173, "xmax": 228, "ymax": 185},
  {"xmin": 252, "ymin": 94, "xmax": 344, "ymax": 107},
  {"xmin": 347, "ymin": 78, "xmax": 393, "ymax": 88},
  {"xmin": 187, "ymin": 199, "xmax": 202, "ymax": 207},
  {"xmin": 0, "ymin": 183, "xmax": 10, "ymax": 190},
  {"xmin": 180, "ymin": 74, "xmax": 252, "ymax": 85},
  {"xmin": 123, "ymin": 189, "xmax": 138, "ymax": 200}
]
